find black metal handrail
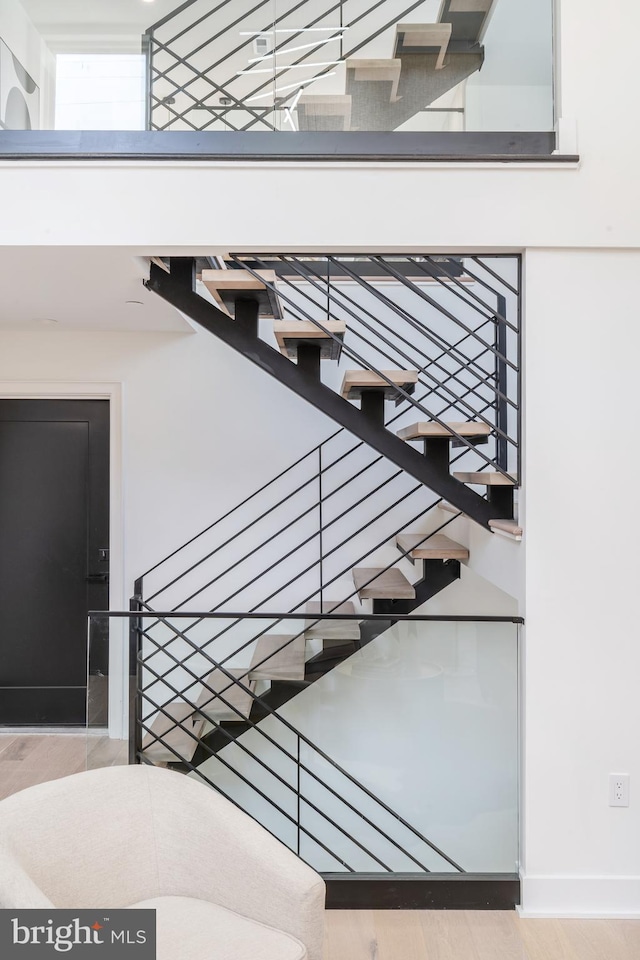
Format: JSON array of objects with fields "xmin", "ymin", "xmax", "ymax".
[{"xmin": 97, "ymin": 611, "xmax": 522, "ymax": 622}]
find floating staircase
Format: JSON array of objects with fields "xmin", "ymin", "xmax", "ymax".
[
  {"xmin": 136, "ymin": 252, "xmax": 520, "ymax": 900},
  {"xmin": 298, "ymin": 11, "xmax": 488, "ymax": 132}
]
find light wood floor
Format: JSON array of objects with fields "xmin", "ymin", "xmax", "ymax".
[
  {"xmin": 323, "ymin": 910, "xmax": 640, "ymax": 959},
  {"xmin": 0, "ymin": 732, "xmax": 127, "ymax": 801},
  {"xmin": 1, "ymin": 734, "xmax": 639, "ymax": 960}
]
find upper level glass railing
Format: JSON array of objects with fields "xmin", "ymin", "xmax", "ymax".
[{"xmin": 1, "ymin": 0, "xmax": 555, "ymax": 156}]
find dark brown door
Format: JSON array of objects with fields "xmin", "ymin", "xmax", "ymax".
[{"xmin": 0, "ymin": 400, "xmax": 109, "ymax": 724}]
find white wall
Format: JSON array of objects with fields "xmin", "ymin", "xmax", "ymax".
[
  {"xmin": 1, "ymin": 1, "xmax": 639, "ymax": 248},
  {"xmin": 0, "ymin": 327, "xmax": 330, "ymax": 737},
  {"xmin": 0, "ymin": 328, "xmax": 331, "ymax": 586},
  {"xmin": 520, "ymin": 249, "xmax": 640, "ymax": 915},
  {"xmin": 0, "ymin": 0, "xmax": 55, "ymax": 127}
]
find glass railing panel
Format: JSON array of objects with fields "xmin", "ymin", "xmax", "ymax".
[
  {"xmin": 86, "ymin": 613, "xmax": 129, "ymax": 771},
  {"xmin": 297, "ymin": 618, "xmax": 519, "ymax": 873},
  {"xmin": 464, "ymin": 0, "xmax": 554, "ymax": 132},
  {"xmin": 122, "ymin": 610, "xmax": 519, "ymax": 876},
  {"xmin": 2, "ymin": 0, "xmax": 554, "ymax": 143}
]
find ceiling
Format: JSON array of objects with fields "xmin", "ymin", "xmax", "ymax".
[
  {"xmin": 0, "ymin": 248, "xmax": 190, "ymax": 332},
  {"xmin": 20, "ymin": 0, "xmax": 179, "ymax": 33}
]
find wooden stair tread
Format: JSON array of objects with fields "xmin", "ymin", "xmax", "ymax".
[
  {"xmin": 440, "ymin": 501, "xmax": 465, "ymax": 516},
  {"xmin": 298, "ymin": 94, "xmax": 352, "ymax": 109},
  {"xmin": 201, "ymin": 269, "xmax": 282, "ymax": 319},
  {"xmin": 196, "ymin": 667, "xmax": 255, "ymax": 722},
  {"xmin": 489, "ymin": 518, "xmax": 523, "ymax": 540},
  {"xmin": 395, "ymin": 22, "xmax": 452, "ymax": 69},
  {"xmin": 305, "ymin": 600, "xmax": 360, "ymax": 641},
  {"xmin": 297, "ymin": 94, "xmax": 352, "ymax": 131},
  {"xmin": 453, "ymin": 471, "xmax": 517, "ymax": 486},
  {"xmin": 396, "ymin": 533, "xmax": 469, "ymax": 560},
  {"xmin": 439, "ymin": 504, "xmax": 521, "ymax": 539},
  {"xmin": 352, "ymin": 567, "xmax": 415, "ymax": 600},
  {"xmin": 141, "ymin": 702, "xmax": 205, "ymax": 763},
  {"xmin": 397, "ymin": 421, "xmax": 491, "ymax": 441},
  {"xmin": 341, "ymin": 369, "xmax": 418, "ymax": 400},
  {"xmin": 249, "ymin": 635, "xmax": 305, "ymax": 681},
  {"xmin": 346, "ymin": 58, "xmax": 402, "ymax": 101},
  {"xmin": 274, "ymin": 320, "xmax": 346, "ymax": 360}
]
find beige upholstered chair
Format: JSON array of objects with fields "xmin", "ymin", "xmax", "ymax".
[{"xmin": 0, "ymin": 764, "xmax": 325, "ymax": 960}]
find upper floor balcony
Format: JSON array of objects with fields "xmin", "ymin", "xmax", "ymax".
[{"xmin": 0, "ymin": 0, "xmax": 560, "ymax": 161}]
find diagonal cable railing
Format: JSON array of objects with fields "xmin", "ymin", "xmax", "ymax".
[
  {"xmin": 147, "ymin": 0, "xmax": 349, "ymax": 131},
  {"xmin": 137, "ymin": 426, "xmax": 491, "ymax": 701},
  {"xmin": 138, "ymin": 255, "xmax": 516, "ymax": 632},
  {"xmin": 139, "ymin": 489, "xmax": 444, "ymax": 697},
  {"xmin": 117, "ymin": 607, "xmax": 486, "ymax": 871},
  {"xmin": 139, "ymin": 488, "xmax": 469, "ymax": 705},
  {"xmin": 238, "ymin": 253, "xmax": 516, "ymax": 421},
  {"xmin": 139, "ymin": 376, "xmax": 504, "ymax": 694},
  {"xmin": 233, "ymin": 255, "xmax": 518, "ymax": 479},
  {"xmin": 140, "ymin": 326, "xmax": 500, "ymax": 613},
  {"xmin": 268, "ymin": 255, "xmax": 514, "ymax": 420},
  {"xmin": 136, "ymin": 253, "xmax": 518, "ymax": 698},
  {"xmin": 418, "ymin": 256, "xmax": 518, "ymax": 332},
  {"xmin": 139, "ymin": 251, "xmax": 518, "ymax": 618},
  {"xmin": 253, "ymin": 252, "xmax": 520, "ymax": 437},
  {"xmin": 145, "ymin": 0, "xmax": 428, "ymax": 133},
  {"xmin": 122, "ymin": 254, "xmax": 520, "ymax": 884},
  {"xmin": 136, "ymin": 617, "xmax": 451, "ymax": 872},
  {"xmin": 140, "ymin": 382, "xmax": 513, "ymax": 688}
]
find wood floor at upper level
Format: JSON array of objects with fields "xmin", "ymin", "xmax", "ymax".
[{"xmin": 1, "ymin": 734, "xmax": 639, "ymax": 960}]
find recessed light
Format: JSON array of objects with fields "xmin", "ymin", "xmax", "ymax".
[
  {"xmin": 37, "ymin": 318, "xmax": 58, "ymax": 325},
  {"xmin": 126, "ymin": 300, "xmax": 144, "ymax": 306}
]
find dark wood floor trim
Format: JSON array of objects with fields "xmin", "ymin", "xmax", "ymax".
[
  {"xmin": 323, "ymin": 873, "xmax": 521, "ymax": 910},
  {"xmin": 0, "ymin": 130, "xmax": 576, "ymax": 162}
]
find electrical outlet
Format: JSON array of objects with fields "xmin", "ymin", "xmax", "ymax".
[{"xmin": 609, "ymin": 774, "xmax": 630, "ymax": 807}]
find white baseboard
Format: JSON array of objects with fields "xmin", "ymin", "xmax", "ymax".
[{"xmin": 519, "ymin": 874, "xmax": 640, "ymax": 918}]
